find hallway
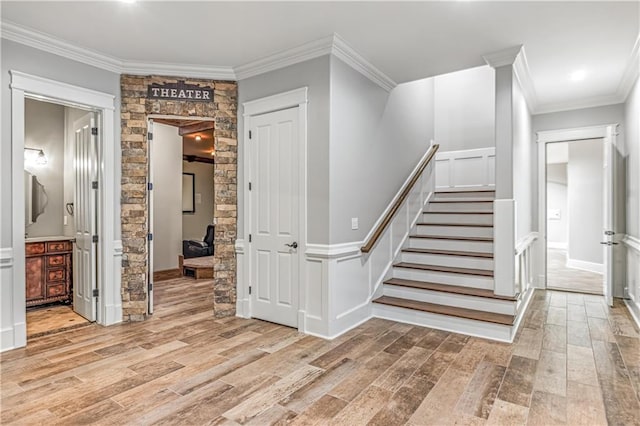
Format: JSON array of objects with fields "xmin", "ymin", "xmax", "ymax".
[
  {"xmin": 1, "ymin": 279, "xmax": 639, "ymax": 425},
  {"xmin": 547, "ymin": 248, "xmax": 603, "ymax": 295}
]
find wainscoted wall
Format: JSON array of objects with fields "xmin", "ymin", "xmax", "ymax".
[
  {"xmin": 435, "ymin": 147, "xmax": 495, "ymax": 190},
  {"xmin": 623, "ymin": 236, "xmax": 640, "ymax": 326},
  {"xmin": 120, "ymin": 75, "xmax": 237, "ymax": 320}
]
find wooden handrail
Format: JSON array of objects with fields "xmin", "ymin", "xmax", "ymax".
[{"xmin": 361, "ymin": 144, "xmax": 439, "ymax": 253}]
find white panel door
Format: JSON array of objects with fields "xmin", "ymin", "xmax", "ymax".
[
  {"xmin": 602, "ymin": 129, "xmax": 620, "ymax": 307},
  {"xmin": 250, "ymin": 108, "xmax": 300, "ymax": 328},
  {"xmin": 73, "ymin": 112, "xmax": 98, "ymax": 321}
]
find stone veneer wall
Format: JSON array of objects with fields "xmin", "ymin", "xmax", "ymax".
[{"xmin": 120, "ymin": 75, "xmax": 237, "ymax": 321}]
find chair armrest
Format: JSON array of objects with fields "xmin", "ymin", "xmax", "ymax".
[{"xmin": 187, "ymin": 240, "xmax": 208, "ymax": 248}]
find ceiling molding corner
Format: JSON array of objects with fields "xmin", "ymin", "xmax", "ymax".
[
  {"xmin": 616, "ymin": 34, "xmax": 640, "ymax": 102},
  {"xmin": 512, "ymin": 46, "xmax": 539, "ymax": 113},
  {"xmin": 330, "ymin": 34, "xmax": 397, "ymax": 92},
  {"xmin": 1, "ymin": 20, "xmax": 123, "ymax": 73},
  {"xmin": 122, "ymin": 61, "xmax": 235, "ymax": 81},
  {"xmin": 483, "ymin": 45, "xmax": 523, "ymax": 68},
  {"xmin": 533, "ymin": 94, "xmax": 624, "ymax": 115}
]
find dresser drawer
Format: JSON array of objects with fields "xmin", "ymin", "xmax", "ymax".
[
  {"xmin": 26, "ymin": 243, "xmax": 45, "ymax": 255},
  {"xmin": 47, "ymin": 283, "xmax": 67, "ymax": 298},
  {"xmin": 47, "ymin": 255, "xmax": 67, "ymax": 267},
  {"xmin": 47, "ymin": 268, "xmax": 66, "ymax": 282},
  {"xmin": 47, "ymin": 241, "xmax": 71, "ymax": 253}
]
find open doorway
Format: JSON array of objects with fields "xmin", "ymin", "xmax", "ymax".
[
  {"xmin": 24, "ymin": 98, "xmax": 98, "ymax": 338},
  {"xmin": 545, "ymin": 139, "xmax": 604, "ymax": 294},
  {"xmin": 147, "ymin": 118, "xmax": 216, "ymax": 314}
]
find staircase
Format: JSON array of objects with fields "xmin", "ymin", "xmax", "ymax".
[{"xmin": 372, "ymin": 188, "xmax": 520, "ymax": 341}]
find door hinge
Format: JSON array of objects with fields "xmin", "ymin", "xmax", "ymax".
[
  {"xmin": 92, "ymin": 235, "xmax": 99, "ymax": 243},
  {"xmin": 148, "ymin": 182, "xmax": 153, "ymax": 191},
  {"xmin": 92, "ymin": 288, "xmax": 99, "ymax": 297},
  {"xmin": 148, "ymin": 282, "xmax": 153, "ymax": 292},
  {"xmin": 249, "ymin": 182, "xmax": 252, "ymax": 191},
  {"xmin": 148, "ymin": 132, "xmax": 153, "ymax": 141},
  {"xmin": 148, "ymin": 233, "xmax": 153, "ymax": 241},
  {"xmin": 92, "ymin": 181, "xmax": 98, "ymax": 190},
  {"xmin": 249, "ymin": 130, "xmax": 252, "ymax": 139},
  {"xmin": 248, "ymin": 234, "xmax": 252, "ymax": 243},
  {"xmin": 249, "ymin": 286, "xmax": 252, "ymax": 295},
  {"xmin": 91, "ymin": 127, "xmax": 98, "ymax": 136}
]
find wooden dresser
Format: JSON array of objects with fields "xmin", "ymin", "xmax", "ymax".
[{"xmin": 25, "ymin": 238, "xmax": 73, "ymax": 307}]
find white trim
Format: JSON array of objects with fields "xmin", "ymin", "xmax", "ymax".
[
  {"xmin": 512, "ymin": 46, "xmax": 538, "ymax": 112},
  {"xmin": 566, "ymin": 258, "xmax": 604, "ymax": 275},
  {"xmin": 537, "ymin": 125, "xmax": 610, "ymax": 144},
  {"xmin": 0, "ymin": 248, "xmax": 13, "ymax": 269},
  {"xmin": 2, "ymin": 21, "xmax": 236, "ymax": 80},
  {"xmin": 534, "ymin": 95, "xmax": 626, "ymax": 115},
  {"xmin": 234, "ymin": 33, "xmax": 397, "ymax": 92},
  {"xmin": 547, "ymin": 241, "xmax": 568, "ymax": 250},
  {"xmin": 5, "ymin": 71, "xmax": 121, "ymax": 352},
  {"xmin": 624, "ymin": 299, "xmax": 640, "ymax": 330},
  {"xmin": 242, "ymin": 87, "xmax": 308, "ymax": 332},
  {"xmin": 305, "ymin": 243, "xmax": 362, "ymax": 260},
  {"xmin": 483, "ymin": 45, "xmax": 523, "ymax": 68},
  {"xmin": 617, "ymin": 35, "xmax": 640, "ymax": 103},
  {"xmin": 622, "ymin": 234, "xmax": 640, "ymax": 253},
  {"xmin": 515, "ymin": 232, "xmax": 539, "ymax": 256},
  {"xmin": 243, "ymin": 87, "xmax": 308, "ymax": 117}
]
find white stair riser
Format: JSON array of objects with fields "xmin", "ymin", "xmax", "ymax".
[
  {"xmin": 383, "ymin": 285, "xmax": 516, "ymax": 315},
  {"xmin": 372, "ymin": 303, "xmax": 512, "ymax": 342},
  {"xmin": 416, "ymin": 224, "xmax": 493, "ymax": 238},
  {"xmin": 409, "ymin": 237, "xmax": 494, "ymax": 253},
  {"xmin": 434, "ymin": 192, "xmax": 495, "ymax": 200},
  {"xmin": 422, "ymin": 213, "xmax": 494, "ymax": 225},
  {"xmin": 401, "ymin": 252, "xmax": 494, "ymax": 270},
  {"xmin": 392, "ymin": 267, "xmax": 493, "ymax": 289},
  {"xmin": 427, "ymin": 202, "xmax": 493, "ymax": 212}
]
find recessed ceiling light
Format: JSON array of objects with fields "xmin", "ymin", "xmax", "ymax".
[
  {"xmin": 569, "ymin": 69, "xmax": 587, "ymax": 82},
  {"xmin": 195, "ymin": 135, "xmax": 202, "ymax": 142}
]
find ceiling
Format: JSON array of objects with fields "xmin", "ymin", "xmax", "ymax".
[
  {"xmin": 2, "ymin": 1, "xmax": 638, "ymax": 112},
  {"xmin": 155, "ymin": 119, "xmax": 214, "ymax": 158}
]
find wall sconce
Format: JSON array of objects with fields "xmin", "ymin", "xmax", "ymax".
[{"xmin": 24, "ymin": 147, "xmax": 48, "ymax": 165}]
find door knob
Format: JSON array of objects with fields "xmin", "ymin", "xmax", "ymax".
[
  {"xmin": 285, "ymin": 242, "xmax": 298, "ymax": 249},
  {"xmin": 600, "ymin": 241, "xmax": 619, "ymax": 245}
]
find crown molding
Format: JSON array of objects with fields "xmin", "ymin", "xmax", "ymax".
[
  {"xmin": 534, "ymin": 93, "xmax": 624, "ymax": 115},
  {"xmin": 1, "ymin": 20, "xmax": 236, "ymax": 80},
  {"xmin": 235, "ymin": 33, "xmax": 397, "ymax": 92},
  {"xmin": 512, "ymin": 46, "xmax": 539, "ymax": 113},
  {"xmin": 616, "ymin": 35, "xmax": 640, "ymax": 103},
  {"xmin": 483, "ymin": 45, "xmax": 523, "ymax": 68}
]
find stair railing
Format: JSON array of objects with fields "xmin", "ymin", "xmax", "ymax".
[{"xmin": 361, "ymin": 144, "xmax": 439, "ymax": 253}]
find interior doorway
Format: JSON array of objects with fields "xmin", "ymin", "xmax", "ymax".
[
  {"xmin": 545, "ymin": 139, "xmax": 604, "ymax": 294},
  {"xmin": 23, "ymin": 98, "xmax": 99, "ymax": 338},
  {"xmin": 537, "ymin": 124, "xmax": 623, "ymax": 306},
  {"xmin": 146, "ymin": 117, "xmax": 216, "ymax": 315}
]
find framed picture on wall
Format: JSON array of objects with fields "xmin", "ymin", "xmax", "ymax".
[{"xmin": 182, "ymin": 172, "xmax": 195, "ymax": 213}]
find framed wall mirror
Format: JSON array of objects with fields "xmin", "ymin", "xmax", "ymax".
[{"xmin": 182, "ymin": 172, "xmax": 195, "ymax": 213}]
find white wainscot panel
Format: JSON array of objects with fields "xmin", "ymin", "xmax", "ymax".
[
  {"xmin": 332, "ymin": 256, "xmax": 370, "ymax": 319},
  {"xmin": 436, "ymin": 147, "xmax": 496, "ymax": 190},
  {"xmin": 391, "ymin": 204, "xmax": 409, "ymax": 254},
  {"xmin": 305, "ymin": 259, "xmax": 324, "ymax": 319},
  {"xmin": 369, "ymin": 230, "xmax": 392, "ymax": 295}
]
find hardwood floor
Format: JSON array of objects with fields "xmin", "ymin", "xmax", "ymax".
[
  {"xmin": 2, "ymin": 278, "xmax": 639, "ymax": 425},
  {"xmin": 547, "ymin": 248, "xmax": 603, "ymax": 295},
  {"xmin": 26, "ymin": 305, "xmax": 90, "ymax": 338}
]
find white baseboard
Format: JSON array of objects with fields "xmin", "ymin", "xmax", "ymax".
[
  {"xmin": 624, "ymin": 299, "xmax": 640, "ymax": 330},
  {"xmin": 547, "ymin": 242, "xmax": 568, "ymax": 250},
  {"xmin": 566, "ymin": 258, "xmax": 603, "ymax": 274}
]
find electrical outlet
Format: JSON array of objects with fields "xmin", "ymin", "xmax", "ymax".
[
  {"xmin": 64, "ymin": 215, "xmax": 68, "ymax": 226},
  {"xmin": 351, "ymin": 217, "xmax": 358, "ymax": 230}
]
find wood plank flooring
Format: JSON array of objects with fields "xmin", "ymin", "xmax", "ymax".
[
  {"xmin": 2, "ymin": 278, "xmax": 639, "ymax": 425},
  {"xmin": 26, "ymin": 305, "xmax": 90, "ymax": 338},
  {"xmin": 547, "ymin": 248, "xmax": 603, "ymax": 295}
]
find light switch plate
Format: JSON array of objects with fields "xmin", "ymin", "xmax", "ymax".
[
  {"xmin": 351, "ymin": 217, "xmax": 359, "ymax": 230},
  {"xmin": 195, "ymin": 193, "xmax": 202, "ymax": 204}
]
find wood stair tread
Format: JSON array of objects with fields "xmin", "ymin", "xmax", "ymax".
[
  {"xmin": 410, "ymin": 234, "xmax": 493, "ymax": 242},
  {"xmin": 373, "ymin": 295, "xmax": 514, "ymax": 325},
  {"xmin": 384, "ymin": 278, "xmax": 514, "ymax": 300},
  {"xmin": 402, "ymin": 248, "xmax": 493, "ymax": 258},
  {"xmin": 394, "ymin": 262, "xmax": 494, "ymax": 277},
  {"xmin": 424, "ymin": 211, "xmax": 494, "ymax": 215},
  {"xmin": 416, "ymin": 222, "xmax": 493, "ymax": 228}
]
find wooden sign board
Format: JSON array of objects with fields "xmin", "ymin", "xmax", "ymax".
[{"xmin": 148, "ymin": 80, "xmax": 213, "ymax": 102}]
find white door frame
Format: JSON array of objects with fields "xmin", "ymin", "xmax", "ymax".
[
  {"xmin": 536, "ymin": 124, "xmax": 619, "ymax": 297},
  {"xmin": 239, "ymin": 87, "xmax": 308, "ymax": 329},
  {"xmin": 9, "ymin": 71, "xmax": 120, "ymax": 350}
]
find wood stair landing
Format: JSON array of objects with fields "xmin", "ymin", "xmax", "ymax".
[
  {"xmin": 373, "ymin": 296, "xmax": 514, "ymax": 325},
  {"xmin": 384, "ymin": 278, "xmax": 515, "ymax": 300},
  {"xmin": 394, "ymin": 262, "xmax": 494, "ymax": 277}
]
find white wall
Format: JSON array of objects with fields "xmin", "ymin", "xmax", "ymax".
[
  {"xmin": 512, "ymin": 72, "xmax": 534, "ymax": 241},
  {"xmin": 329, "ymin": 56, "xmax": 435, "ymax": 243},
  {"xmin": 152, "ymin": 123, "xmax": 182, "ymax": 271},
  {"xmin": 23, "ymin": 99, "xmax": 65, "ymax": 238},
  {"xmin": 238, "ymin": 55, "xmax": 330, "ymax": 244},
  {"xmin": 546, "ymin": 163, "xmax": 568, "ymax": 247},
  {"xmin": 182, "ymin": 160, "xmax": 214, "ymax": 241},
  {"xmin": 434, "ymin": 66, "xmax": 495, "ymax": 151},
  {"xmin": 566, "ymin": 139, "xmax": 604, "ymax": 265}
]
